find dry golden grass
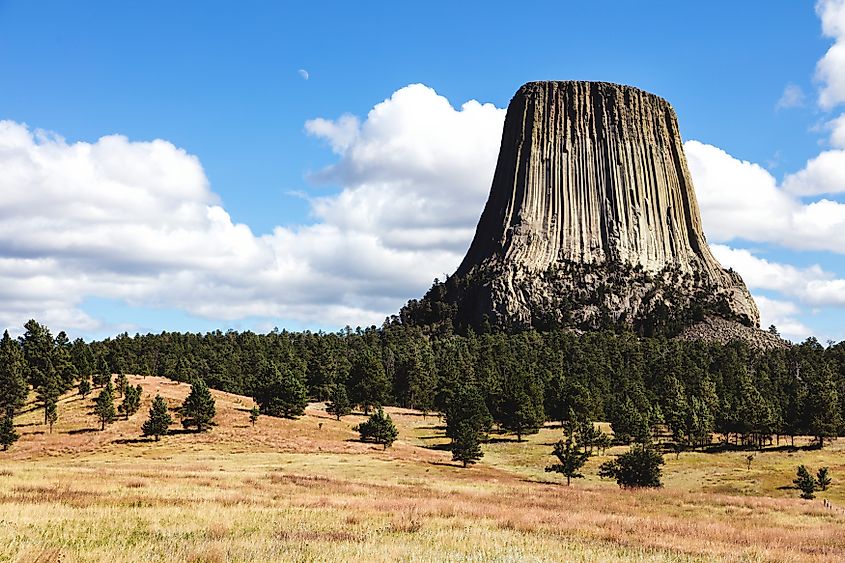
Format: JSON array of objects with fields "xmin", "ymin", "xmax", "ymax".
[{"xmin": 1, "ymin": 375, "xmax": 844, "ymax": 562}]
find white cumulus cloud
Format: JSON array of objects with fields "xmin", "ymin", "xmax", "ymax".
[
  {"xmin": 816, "ymin": 0, "xmax": 845, "ymax": 109},
  {"xmin": 0, "ymin": 85, "xmax": 505, "ymax": 335},
  {"xmin": 686, "ymin": 140, "xmax": 845, "ymax": 252}
]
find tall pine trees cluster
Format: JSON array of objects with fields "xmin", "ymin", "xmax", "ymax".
[{"xmin": 2, "ymin": 319, "xmax": 845, "ymax": 452}]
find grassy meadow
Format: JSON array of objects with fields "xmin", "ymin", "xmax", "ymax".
[{"xmin": 2, "ymin": 375, "xmax": 844, "ymax": 562}]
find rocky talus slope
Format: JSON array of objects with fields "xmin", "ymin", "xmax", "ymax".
[{"xmin": 403, "ymin": 81, "xmax": 762, "ymax": 337}]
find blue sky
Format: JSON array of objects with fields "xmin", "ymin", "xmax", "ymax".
[{"xmin": 1, "ymin": 1, "xmax": 844, "ymax": 342}]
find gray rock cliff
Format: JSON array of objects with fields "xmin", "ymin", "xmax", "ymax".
[{"xmin": 403, "ymin": 81, "xmax": 760, "ymax": 335}]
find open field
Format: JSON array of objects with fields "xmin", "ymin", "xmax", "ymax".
[{"xmin": 2, "ymin": 376, "xmax": 845, "ymax": 562}]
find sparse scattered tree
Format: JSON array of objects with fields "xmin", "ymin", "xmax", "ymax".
[
  {"xmin": 181, "ymin": 379, "xmax": 216, "ymax": 432},
  {"xmin": 249, "ymin": 405, "xmax": 260, "ymax": 427},
  {"xmin": 325, "ymin": 384, "xmax": 352, "ymax": 420},
  {"xmin": 794, "ymin": 465, "xmax": 817, "ymax": 499},
  {"xmin": 817, "ymin": 467, "xmax": 832, "ymax": 491},
  {"xmin": 93, "ymin": 357, "xmax": 110, "ymax": 387},
  {"xmin": 354, "ymin": 407, "xmax": 398, "ymax": 449},
  {"xmin": 119, "ymin": 384, "xmax": 142, "ymax": 419},
  {"xmin": 0, "ymin": 409, "xmax": 19, "ymax": 450},
  {"xmin": 142, "ymin": 395, "xmax": 172, "ymax": 441},
  {"xmin": 35, "ymin": 378, "xmax": 59, "ymax": 427},
  {"xmin": 599, "ymin": 444, "xmax": 664, "ymax": 489},
  {"xmin": 94, "ymin": 381, "xmax": 116, "ymax": 430},
  {"xmin": 451, "ymin": 421, "xmax": 483, "ymax": 467},
  {"xmin": 45, "ymin": 399, "xmax": 57, "ymax": 433},
  {"xmin": 545, "ymin": 436, "xmax": 590, "ymax": 485},
  {"xmin": 0, "ymin": 330, "xmax": 28, "ymax": 414},
  {"xmin": 78, "ymin": 373, "xmax": 91, "ymax": 398},
  {"xmin": 115, "ymin": 372, "xmax": 128, "ymax": 397}
]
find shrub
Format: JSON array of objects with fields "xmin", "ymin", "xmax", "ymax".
[
  {"xmin": 354, "ymin": 407, "xmax": 398, "ymax": 449},
  {"xmin": 598, "ymin": 444, "xmax": 664, "ymax": 488}
]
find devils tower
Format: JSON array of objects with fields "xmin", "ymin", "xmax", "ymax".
[{"xmin": 401, "ymin": 81, "xmax": 760, "ymax": 336}]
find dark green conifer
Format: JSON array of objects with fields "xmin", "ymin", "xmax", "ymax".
[
  {"xmin": 817, "ymin": 467, "xmax": 831, "ymax": 491},
  {"xmin": 0, "ymin": 330, "xmax": 28, "ymax": 413},
  {"xmin": 119, "ymin": 384, "xmax": 142, "ymax": 419},
  {"xmin": 142, "ymin": 395, "xmax": 172, "ymax": 441},
  {"xmin": 326, "ymin": 384, "xmax": 352, "ymax": 420},
  {"xmin": 94, "ymin": 380, "xmax": 116, "ymax": 430},
  {"xmin": 451, "ymin": 421, "xmax": 483, "ymax": 468},
  {"xmin": 349, "ymin": 351, "xmax": 390, "ymax": 414},
  {"xmin": 115, "ymin": 372, "xmax": 128, "ymax": 397},
  {"xmin": 181, "ymin": 379, "xmax": 216, "ymax": 432},
  {"xmin": 599, "ymin": 444, "xmax": 664, "ymax": 488},
  {"xmin": 545, "ymin": 436, "xmax": 589, "ymax": 485},
  {"xmin": 354, "ymin": 407, "xmax": 398, "ymax": 449},
  {"xmin": 253, "ymin": 364, "xmax": 307, "ymax": 418},
  {"xmin": 794, "ymin": 465, "xmax": 817, "ymax": 500},
  {"xmin": 0, "ymin": 409, "xmax": 18, "ymax": 451},
  {"xmin": 78, "ymin": 373, "xmax": 91, "ymax": 398}
]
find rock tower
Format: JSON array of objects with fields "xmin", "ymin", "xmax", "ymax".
[{"xmin": 402, "ymin": 81, "xmax": 760, "ymax": 335}]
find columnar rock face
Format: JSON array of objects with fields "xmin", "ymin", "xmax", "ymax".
[{"xmin": 403, "ymin": 81, "xmax": 760, "ymax": 335}]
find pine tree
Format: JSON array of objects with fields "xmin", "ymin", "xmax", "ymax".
[
  {"xmin": 249, "ymin": 405, "xmax": 260, "ymax": 427},
  {"xmin": 181, "ymin": 379, "xmax": 216, "ymax": 432},
  {"xmin": 816, "ymin": 467, "xmax": 832, "ymax": 491},
  {"xmin": 35, "ymin": 378, "xmax": 59, "ymax": 427},
  {"xmin": 354, "ymin": 407, "xmax": 398, "ymax": 449},
  {"xmin": 349, "ymin": 350, "xmax": 390, "ymax": 414},
  {"xmin": 500, "ymin": 388, "xmax": 545, "ymax": 442},
  {"xmin": 45, "ymin": 399, "xmax": 57, "ymax": 433},
  {"xmin": 545, "ymin": 436, "xmax": 590, "ymax": 485},
  {"xmin": 94, "ymin": 381, "xmax": 116, "ymax": 430},
  {"xmin": 445, "ymin": 385, "xmax": 493, "ymax": 442},
  {"xmin": 52, "ymin": 331, "xmax": 78, "ymax": 391},
  {"xmin": 326, "ymin": 384, "xmax": 352, "ymax": 420},
  {"xmin": 118, "ymin": 384, "xmax": 142, "ymax": 419},
  {"xmin": 0, "ymin": 409, "xmax": 18, "ymax": 451},
  {"xmin": 19, "ymin": 320, "xmax": 55, "ymax": 391},
  {"xmin": 253, "ymin": 364, "xmax": 307, "ymax": 418},
  {"xmin": 115, "ymin": 372, "xmax": 128, "ymax": 398},
  {"xmin": 803, "ymin": 363, "xmax": 842, "ymax": 448},
  {"xmin": 78, "ymin": 373, "xmax": 91, "ymax": 398},
  {"xmin": 142, "ymin": 395, "xmax": 172, "ymax": 441},
  {"xmin": 794, "ymin": 465, "xmax": 817, "ymax": 499},
  {"xmin": 610, "ymin": 394, "xmax": 652, "ymax": 445},
  {"xmin": 93, "ymin": 357, "xmax": 111, "ymax": 387},
  {"xmin": 0, "ymin": 330, "xmax": 28, "ymax": 414},
  {"xmin": 451, "ymin": 421, "xmax": 483, "ymax": 467},
  {"xmin": 599, "ymin": 444, "xmax": 664, "ymax": 488}
]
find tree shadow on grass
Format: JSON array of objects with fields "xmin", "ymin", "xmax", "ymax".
[
  {"xmin": 703, "ymin": 443, "xmax": 820, "ymax": 454},
  {"xmin": 428, "ymin": 461, "xmax": 461, "ymax": 468},
  {"xmin": 67, "ymin": 427, "xmax": 99, "ymax": 435},
  {"xmin": 422, "ymin": 443, "xmax": 452, "ymax": 452},
  {"xmin": 113, "ymin": 437, "xmax": 154, "ymax": 444},
  {"xmin": 485, "ymin": 436, "xmax": 520, "ymax": 444},
  {"xmin": 167, "ymin": 428, "xmax": 199, "ymax": 436}
]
